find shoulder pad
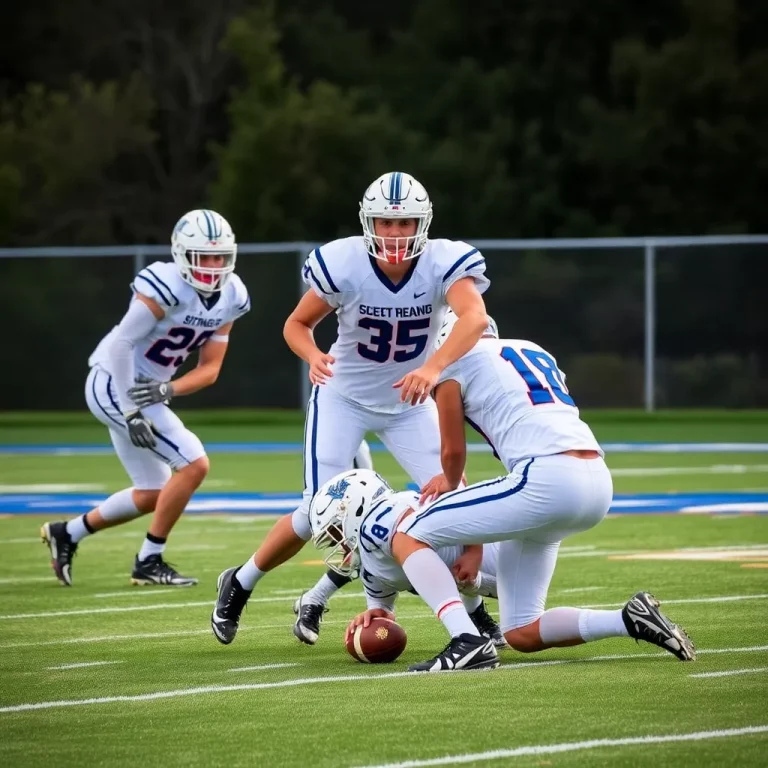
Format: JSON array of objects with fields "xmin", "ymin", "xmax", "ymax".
[
  {"xmin": 227, "ymin": 274, "xmax": 251, "ymax": 318},
  {"xmin": 302, "ymin": 237, "xmax": 364, "ymax": 296},
  {"xmin": 132, "ymin": 261, "xmax": 184, "ymax": 308},
  {"xmin": 428, "ymin": 239, "xmax": 488, "ymax": 295}
]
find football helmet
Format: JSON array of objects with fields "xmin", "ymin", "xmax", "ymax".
[
  {"xmin": 359, "ymin": 171, "xmax": 433, "ymax": 263},
  {"xmin": 171, "ymin": 209, "xmax": 237, "ymax": 294},
  {"xmin": 309, "ymin": 469, "xmax": 392, "ymax": 578},
  {"xmin": 434, "ymin": 309, "xmax": 499, "ymax": 351}
]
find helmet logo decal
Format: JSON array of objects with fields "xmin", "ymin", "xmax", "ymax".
[
  {"xmin": 372, "ymin": 486, "xmax": 387, "ymax": 502},
  {"xmin": 326, "ymin": 478, "xmax": 350, "ymax": 500}
]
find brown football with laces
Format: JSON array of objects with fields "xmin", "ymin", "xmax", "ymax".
[{"xmin": 345, "ymin": 617, "xmax": 407, "ymax": 663}]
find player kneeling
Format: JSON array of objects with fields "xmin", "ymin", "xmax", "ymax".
[
  {"xmin": 390, "ymin": 312, "xmax": 696, "ymax": 672},
  {"xmin": 308, "ymin": 469, "xmax": 507, "ymax": 656},
  {"xmin": 41, "ymin": 210, "xmax": 249, "ymax": 587}
]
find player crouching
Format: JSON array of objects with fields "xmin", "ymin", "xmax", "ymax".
[
  {"xmin": 42, "ymin": 209, "xmax": 250, "ymax": 587},
  {"xmin": 310, "ymin": 469, "xmax": 506, "ymax": 652}
]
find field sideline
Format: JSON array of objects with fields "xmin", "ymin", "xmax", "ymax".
[{"xmin": 1, "ymin": 409, "xmax": 766, "ymax": 766}]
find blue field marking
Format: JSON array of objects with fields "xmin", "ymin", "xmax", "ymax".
[
  {"xmin": 2, "ymin": 442, "xmax": 768, "ymax": 456},
  {"xmin": 0, "ymin": 491, "xmax": 766, "ymax": 516}
]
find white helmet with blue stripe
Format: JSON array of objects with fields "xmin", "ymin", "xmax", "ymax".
[
  {"xmin": 171, "ymin": 209, "xmax": 237, "ymax": 295},
  {"xmin": 359, "ymin": 171, "xmax": 433, "ymax": 263},
  {"xmin": 309, "ymin": 469, "xmax": 392, "ymax": 579},
  {"xmin": 434, "ymin": 309, "xmax": 499, "ymax": 351}
]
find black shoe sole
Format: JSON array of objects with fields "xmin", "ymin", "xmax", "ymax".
[{"xmin": 40, "ymin": 523, "xmax": 72, "ymax": 587}]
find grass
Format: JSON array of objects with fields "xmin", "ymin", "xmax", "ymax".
[
  {"xmin": 1, "ymin": 451, "xmax": 768, "ymax": 495},
  {"xmin": 0, "ymin": 409, "xmax": 766, "ymax": 766},
  {"xmin": 1, "ymin": 408, "xmax": 768, "ymax": 444},
  {"xmin": 0, "ymin": 513, "xmax": 767, "ymax": 767}
]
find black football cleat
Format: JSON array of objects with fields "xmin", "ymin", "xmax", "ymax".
[
  {"xmin": 622, "ymin": 591, "xmax": 696, "ymax": 661},
  {"xmin": 292, "ymin": 593, "xmax": 328, "ymax": 645},
  {"xmin": 130, "ymin": 554, "xmax": 198, "ymax": 587},
  {"xmin": 409, "ymin": 633, "xmax": 499, "ymax": 672},
  {"xmin": 469, "ymin": 601, "xmax": 507, "ymax": 648},
  {"xmin": 41, "ymin": 521, "xmax": 77, "ymax": 586},
  {"xmin": 211, "ymin": 567, "xmax": 252, "ymax": 645}
]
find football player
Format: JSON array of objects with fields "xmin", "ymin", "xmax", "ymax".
[
  {"xmin": 211, "ymin": 171, "xmax": 491, "ymax": 645},
  {"xmin": 42, "ymin": 210, "xmax": 250, "ymax": 587},
  {"xmin": 307, "ymin": 469, "xmax": 506, "ymax": 648},
  {"xmin": 390, "ymin": 312, "xmax": 696, "ymax": 671}
]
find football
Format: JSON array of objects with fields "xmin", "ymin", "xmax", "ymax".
[{"xmin": 345, "ymin": 617, "xmax": 407, "ymax": 663}]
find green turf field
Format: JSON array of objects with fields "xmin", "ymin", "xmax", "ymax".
[
  {"xmin": 1, "ymin": 409, "xmax": 767, "ymax": 766},
  {"xmin": 0, "ymin": 514, "xmax": 766, "ymax": 767}
]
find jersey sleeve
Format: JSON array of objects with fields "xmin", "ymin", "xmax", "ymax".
[
  {"xmin": 361, "ymin": 567, "xmax": 398, "ymax": 612},
  {"xmin": 131, "ymin": 262, "xmax": 182, "ymax": 309},
  {"xmin": 302, "ymin": 246, "xmax": 343, "ymax": 308},
  {"xmin": 439, "ymin": 242, "xmax": 490, "ymax": 297},
  {"xmin": 229, "ymin": 275, "xmax": 251, "ymax": 321}
]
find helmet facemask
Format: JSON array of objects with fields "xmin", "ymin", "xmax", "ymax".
[
  {"xmin": 312, "ymin": 506, "xmax": 363, "ymax": 579},
  {"xmin": 176, "ymin": 247, "xmax": 236, "ymax": 295},
  {"xmin": 360, "ymin": 210, "xmax": 433, "ymax": 264}
]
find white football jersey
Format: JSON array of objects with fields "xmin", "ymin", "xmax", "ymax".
[
  {"xmin": 89, "ymin": 261, "xmax": 250, "ymax": 382},
  {"xmin": 303, "ymin": 236, "xmax": 489, "ymax": 412},
  {"xmin": 438, "ymin": 338, "xmax": 602, "ymax": 471},
  {"xmin": 358, "ymin": 491, "xmax": 465, "ymax": 602}
]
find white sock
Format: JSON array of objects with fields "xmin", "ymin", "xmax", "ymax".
[
  {"xmin": 66, "ymin": 515, "xmax": 91, "ymax": 544},
  {"xmin": 353, "ymin": 440, "xmax": 374, "ymax": 470},
  {"xmin": 303, "ymin": 574, "xmax": 339, "ymax": 606},
  {"xmin": 539, "ymin": 607, "xmax": 583, "ymax": 644},
  {"xmin": 235, "ymin": 557, "xmax": 265, "ymax": 591},
  {"xmin": 138, "ymin": 535, "xmax": 165, "ymax": 562},
  {"xmin": 99, "ymin": 488, "xmax": 141, "ymax": 522},
  {"xmin": 578, "ymin": 608, "xmax": 630, "ymax": 642},
  {"xmin": 461, "ymin": 594, "xmax": 483, "ymax": 613},
  {"xmin": 402, "ymin": 548, "xmax": 480, "ymax": 638}
]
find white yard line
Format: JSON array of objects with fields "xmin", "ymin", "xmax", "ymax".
[
  {"xmin": 46, "ymin": 661, "xmax": 123, "ymax": 671},
  {"xmin": 581, "ymin": 594, "xmax": 768, "ymax": 609},
  {"xmin": 0, "ymin": 592, "xmax": 368, "ymax": 620},
  {"xmin": 0, "ymin": 576, "xmax": 62, "ymax": 585},
  {"xmin": 610, "ymin": 464, "xmax": 768, "ymax": 477},
  {"xmin": 349, "ymin": 726, "xmax": 768, "ymax": 768},
  {"xmin": 0, "ymin": 484, "xmax": 107, "ymax": 493},
  {"xmin": 2, "ymin": 646, "xmax": 767, "ymax": 714},
  {"xmin": 690, "ymin": 667, "xmax": 768, "ymax": 679},
  {"xmin": 2, "ymin": 592, "xmax": 767, "ymax": 622},
  {"xmin": 554, "ymin": 586, "xmax": 603, "ymax": 594},
  {"xmin": 228, "ymin": 663, "xmax": 301, "ymax": 672}
]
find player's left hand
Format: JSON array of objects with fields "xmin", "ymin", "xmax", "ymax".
[
  {"xmin": 345, "ymin": 608, "xmax": 395, "ymax": 642},
  {"xmin": 452, "ymin": 547, "xmax": 483, "ymax": 586},
  {"xmin": 393, "ymin": 362, "xmax": 441, "ymax": 405},
  {"xmin": 128, "ymin": 380, "xmax": 174, "ymax": 408}
]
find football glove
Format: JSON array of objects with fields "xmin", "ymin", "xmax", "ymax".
[
  {"xmin": 128, "ymin": 380, "xmax": 174, "ymax": 408},
  {"xmin": 124, "ymin": 411, "xmax": 157, "ymax": 449}
]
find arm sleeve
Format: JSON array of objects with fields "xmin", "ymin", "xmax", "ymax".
[
  {"xmin": 302, "ymin": 247, "xmax": 342, "ymax": 308},
  {"xmin": 361, "ymin": 566, "xmax": 398, "ymax": 613},
  {"xmin": 107, "ymin": 299, "xmax": 159, "ymax": 413},
  {"xmin": 441, "ymin": 246, "xmax": 490, "ymax": 297},
  {"xmin": 365, "ymin": 589, "xmax": 398, "ymax": 613}
]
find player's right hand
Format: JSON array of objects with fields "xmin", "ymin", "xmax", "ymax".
[
  {"xmin": 124, "ymin": 411, "xmax": 157, "ymax": 449},
  {"xmin": 345, "ymin": 608, "xmax": 395, "ymax": 641},
  {"xmin": 308, "ymin": 351, "xmax": 335, "ymax": 385},
  {"xmin": 419, "ymin": 473, "xmax": 454, "ymax": 504}
]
